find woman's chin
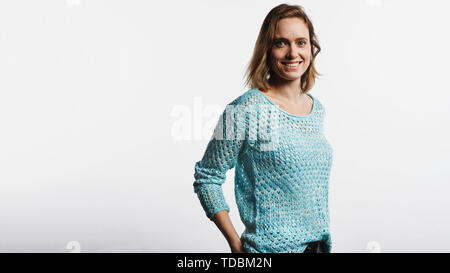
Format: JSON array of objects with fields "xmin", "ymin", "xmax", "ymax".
[{"xmin": 280, "ymin": 74, "xmax": 302, "ymax": 81}]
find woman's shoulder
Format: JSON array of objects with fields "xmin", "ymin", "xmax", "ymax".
[
  {"xmin": 307, "ymin": 92, "xmax": 327, "ymax": 118},
  {"xmin": 227, "ymin": 88, "xmax": 266, "ymax": 108},
  {"xmin": 219, "ymin": 89, "xmax": 266, "ymax": 124}
]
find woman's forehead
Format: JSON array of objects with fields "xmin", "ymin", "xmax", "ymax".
[{"xmin": 275, "ymin": 17, "xmax": 309, "ymax": 38}]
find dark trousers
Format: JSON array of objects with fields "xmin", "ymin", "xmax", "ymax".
[{"xmin": 303, "ymin": 240, "xmax": 328, "ymax": 253}]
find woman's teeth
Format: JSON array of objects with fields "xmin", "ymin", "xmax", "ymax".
[{"xmin": 282, "ymin": 62, "xmax": 301, "ymax": 67}]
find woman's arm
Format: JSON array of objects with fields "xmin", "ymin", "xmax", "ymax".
[
  {"xmin": 193, "ymin": 100, "xmax": 248, "ymax": 253},
  {"xmin": 212, "ymin": 210, "xmax": 245, "ymax": 253}
]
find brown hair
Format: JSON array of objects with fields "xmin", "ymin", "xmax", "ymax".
[{"xmin": 243, "ymin": 3, "xmax": 321, "ymax": 93}]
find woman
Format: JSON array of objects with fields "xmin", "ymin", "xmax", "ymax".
[{"xmin": 193, "ymin": 3, "xmax": 333, "ymax": 253}]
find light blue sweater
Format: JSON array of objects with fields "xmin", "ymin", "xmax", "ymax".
[{"xmin": 193, "ymin": 88, "xmax": 333, "ymax": 253}]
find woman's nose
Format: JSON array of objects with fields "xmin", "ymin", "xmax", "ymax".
[{"xmin": 287, "ymin": 43, "xmax": 299, "ymax": 58}]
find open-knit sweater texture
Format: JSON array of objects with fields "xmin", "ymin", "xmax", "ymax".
[{"xmin": 193, "ymin": 88, "xmax": 333, "ymax": 253}]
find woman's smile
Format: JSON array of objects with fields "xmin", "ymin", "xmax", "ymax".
[{"xmin": 281, "ymin": 61, "xmax": 303, "ymax": 70}]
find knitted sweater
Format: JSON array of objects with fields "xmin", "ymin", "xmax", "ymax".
[{"xmin": 193, "ymin": 88, "xmax": 333, "ymax": 253}]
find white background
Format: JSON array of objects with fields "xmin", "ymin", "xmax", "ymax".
[{"xmin": 0, "ymin": 0, "xmax": 449, "ymax": 253}]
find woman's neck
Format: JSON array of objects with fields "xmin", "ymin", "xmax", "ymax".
[{"xmin": 267, "ymin": 77, "xmax": 304, "ymax": 104}]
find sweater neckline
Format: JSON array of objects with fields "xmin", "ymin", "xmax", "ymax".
[{"xmin": 252, "ymin": 88, "xmax": 317, "ymax": 119}]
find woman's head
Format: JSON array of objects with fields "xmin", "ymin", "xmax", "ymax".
[{"xmin": 244, "ymin": 4, "xmax": 321, "ymax": 93}]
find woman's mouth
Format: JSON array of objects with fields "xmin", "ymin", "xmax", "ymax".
[{"xmin": 281, "ymin": 61, "xmax": 302, "ymax": 69}]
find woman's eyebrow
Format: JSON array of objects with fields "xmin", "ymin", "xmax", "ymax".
[{"xmin": 274, "ymin": 36, "xmax": 309, "ymax": 41}]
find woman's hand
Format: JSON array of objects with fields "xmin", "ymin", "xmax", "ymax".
[
  {"xmin": 211, "ymin": 211, "xmax": 247, "ymax": 253},
  {"xmin": 230, "ymin": 239, "xmax": 246, "ymax": 253}
]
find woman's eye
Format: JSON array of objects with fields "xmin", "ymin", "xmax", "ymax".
[{"xmin": 275, "ymin": 40, "xmax": 306, "ymax": 47}]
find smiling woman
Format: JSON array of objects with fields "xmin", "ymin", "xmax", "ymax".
[
  {"xmin": 193, "ymin": 3, "xmax": 333, "ymax": 254},
  {"xmin": 245, "ymin": 4, "xmax": 321, "ymax": 94},
  {"xmin": 269, "ymin": 17, "xmax": 312, "ymax": 84}
]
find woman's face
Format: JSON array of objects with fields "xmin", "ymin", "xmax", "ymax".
[{"xmin": 269, "ymin": 17, "xmax": 312, "ymax": 83}]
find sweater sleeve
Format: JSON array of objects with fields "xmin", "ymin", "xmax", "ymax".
[{"xmin": 193, "ymin": 101, "xmax": 247, "ymax": 221}]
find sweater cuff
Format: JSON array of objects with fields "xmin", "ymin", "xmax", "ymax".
[{"xmin": 195, "ymin": 184, "xmax": 230, "ymax": 221}]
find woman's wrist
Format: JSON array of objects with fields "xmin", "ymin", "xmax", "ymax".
[
  {"xmin": 229, "ymin": 238, "xmax": 242, "ymax": 250},
  {"xmin": 229, "ymin": 238, "xmax": 245, "ymax": 253},
  {"xmin": 228, "ymin": 236, "xmax": 241, "ymax": 246}
]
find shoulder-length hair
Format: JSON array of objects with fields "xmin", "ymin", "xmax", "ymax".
[{"xmin": 243, "ymin": 4, "xmax": 321, "ymax": 93}]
